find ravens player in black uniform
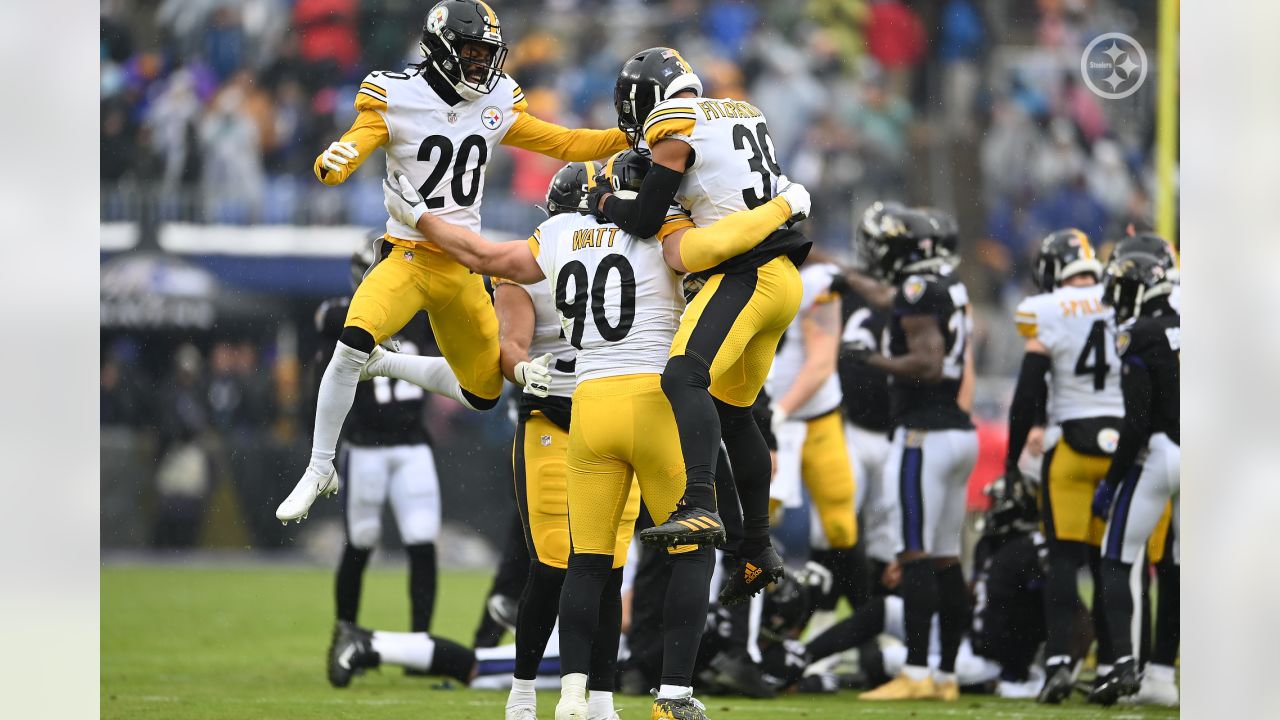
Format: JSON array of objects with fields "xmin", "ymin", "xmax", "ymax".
[
  {"xmin": 844, "ymin": 208, "xmax": 978, "ymax": 702},
  {"xmin": 323, "ymin": 242, "xmax": 444, "ymax": 687},
  {"xmin": 1088, "ymin": 252, "xmax": 1180, "ymax": 705}
]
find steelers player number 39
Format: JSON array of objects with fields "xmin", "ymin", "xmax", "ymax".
[
  {"xmin": 732, "ymin": 123, "xmax": 782, "ymax": 209},
  {"xmin": 417, "ymin": 134, "xmax": 488, "ymax": 209}
]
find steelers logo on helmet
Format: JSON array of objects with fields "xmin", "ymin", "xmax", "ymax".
[
  {"xmin": 426, "ymin": 5, "xmax": 448, "ymax": 33},
  {"xmin": 482, "ymin": 106, "xmax": 502, "ymax": 129}
]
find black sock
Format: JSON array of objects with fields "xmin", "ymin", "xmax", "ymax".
[
  {"xmin": 1152, "ymin": 560, "xmax": 1180, "ymax": 666},
  {"xmin": 558, "ymin": 553, "xmax": 614, "ymax": 677},
  {"xmin": 900, "ymin": 559, "xmax": 938, "ymax": 668},
  {"xmin": 1041, "ymin": 541, "xmax": 1087, "ymax": 660},
  {"xmin": 515, "ymin": 561, "xmax": 566, "ymax": 680},
  {"xmin": 661, "ymin": 545, "xmax": 716, "ymax": 686},
  {"xmin": 589, "ymin": 568, "xmax": 625, "ymax": 691},
  {"xmin": 1137, "ymin": 556, "xmax": 1152, "ymax": 667},
  {"xmin": 935, "ymin": 562, "xmax": 969, "ymax": 673},
  {"xmin": 428, "ymin": 636, "xmax": 477, "ymax": 684},
  {"xmin": 713, "ymin": 447, "xmax": 744, "ymax": 555},
  {"xmin": 715, "ymin": 399, "xmax": 772, "ymax": 546},
  {"xmin": 1101, "ymin": 558, "xmax": 1135, "ymax": 660},
  {"xmin": 335, "ymin": 544, "xmax": 372, "ymax": 623},
  {"xmin": 1089, "ymin": 549, "xmax": 1116, "ymax": 665},
  {"xmin": 805, "ymin": 596, "xmax": 886, "ymax": 662},
  {"xmin": 406, "ymin": 543, "xmax": 437, "ymax": 632},
  {"xmin": 660, "ymin": 355, "xmax": 719, "ymax": 511},
  {"xmin": 626, "ymin": 545, "xmax": 672, "ymax": 687},
  {"xmin": 814, "ymin": 545, "xmax": 873, "ymax": 611},
  {"xmin": 809, "ymin": 550, "xmax": 841, "ymax": 612}
]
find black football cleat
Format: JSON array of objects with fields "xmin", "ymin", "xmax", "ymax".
[
  {"xmin": 328, "ymin": 620, "xmax": 379, "ymax": 688},
  {"xmin": 1088, "ymin": 658, "xmax": 1140, "ymax": 706},
  {"xmin": 718, "ymin": 545, "xmax": 785, "ymax": 607},
  {"xmin": 1036, "ymin": 659, "xmax": 1074, "ymax": 704},
  {"xmin": 639, "ymin": 505, "xmax": 726, "ymax": 548},
  {"xmin": 709, "ymin": 650, "xmax": 777, "ymax": 699}
]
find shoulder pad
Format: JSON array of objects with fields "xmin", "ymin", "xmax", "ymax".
[
  {"xmin": 356, "ymin": 72, "xmax": 391, "ymax": 111},
  {"xmin": 643, "ymin": 98, "xmax": 699, "ymax": 146},
  {"xmin": 1014, "ymin": 293, "xmax": 1048, "ymax": 339},
  {"xmin": 502, "ymin": 74, "xmax": 528, "ymax": 113}
]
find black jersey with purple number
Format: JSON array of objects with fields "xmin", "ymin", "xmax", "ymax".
[
  {"xmin": 315, "ymin": 298, "xmax": 435, "ymax": 447},
  {"xmin": 837, "ymin": 285, "xmax": 891, "ymax": 433},
  {"xmin": 1116, "ymin": 313, "xmax": 1180, "ymax": 444},
  {"xmin": 885, "ymin": 273, "xmax": 973, "ymax": 430}
]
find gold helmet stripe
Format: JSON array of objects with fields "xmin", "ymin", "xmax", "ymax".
[
  {"xmin": 584, "ymin": 161, "xmax": 597, "ymax": 190},
  {"xmin": 476, "ymin": 0, "xmax": 498, "ymax": 27},
  {"xmin": 1075, "ymin": 229, "xmax": 1096, "ymax": 259},
  {"xmin": 668, "ymin": 48, "xmax": 694, "ymax": 74}
]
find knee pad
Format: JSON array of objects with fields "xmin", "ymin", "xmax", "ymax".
[
  {"xmin": 339, "ymin": 326, "xmax": 376, "ymax": 353},
  {"xmin": 347, "ymin": 517, "xmax": 382, "ymax": 550},
  {"xmin": 662, "ymin": 354, "xmax": 711, "ymax": 396}
]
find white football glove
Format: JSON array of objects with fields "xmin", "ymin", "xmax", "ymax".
[
  {"xmin": 382, "ymin": 170, "xmax": 428, "ymax": 226},
  {"xmin": 776, "ymin": 174, "xmax": 811, "ymax": 223},
  {"xmin": 769, "ymin": 402, "xmax": 790, "ymax": 441},
  {"xmin": 514, "ymin": 353, "xmax": 554, "ymax": 398},
  {"xmin": 797, "ymin": 560, "xmax": 835, "ymax": 597},
  {"xmin": 320, "ymin": 141, "xmax": 359, "ymax": 173}
]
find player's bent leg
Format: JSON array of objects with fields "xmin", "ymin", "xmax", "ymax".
[
  {"xmin": 423, "ymin": 248, "xmax": 503, "ymax": 409},
  {"xmin": 716, "ymin": 399, "xmax": 784, "ymax": 607}
]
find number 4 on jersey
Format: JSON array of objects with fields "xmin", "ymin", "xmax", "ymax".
[{"xmin": 1075, "ymin": 319, "xmax": 1110, "ymax": 390}]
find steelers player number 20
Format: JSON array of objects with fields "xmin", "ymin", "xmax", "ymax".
[
  {"xmin": 416, "ymin": 135, "xmax": 488, "ymax": 209},
  {"xmin": 554, "ymin": 255, "xmax": 637, "ymax": 349},
  {"xmin": 732, "ymin": 123, "xmax": 782, "ymax": 209}
]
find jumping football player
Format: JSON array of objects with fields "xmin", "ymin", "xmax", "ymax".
[
  {"xmin": 382, "ymin": 152, "xmax": 810, "ymax": 720},
  {"xmin": 277, "ymin": 0, "xmax": 630, "ymax": 524},
  {"xmin": 1088, "ymin": 252, "xmax": 1180, "ymax": 706},
  {"xmin": 844, "ymin": 208, "xmax": 978, "ymax": 702},
  {"xmin": 588, "ymin": 48, "xmax": 813, "ymax": 608}
]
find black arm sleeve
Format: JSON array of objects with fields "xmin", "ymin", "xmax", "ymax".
[
  {"xmin": 1103, "ymin": 358, "xmax": 1154, "ymax": 486},
  {"xmin": 601, "ymin": 163, "xmax": 684, "ymax": 238},
  {"xmin": 1005, "ymin": 351, "xmax": 1052, "ymax": 469}
]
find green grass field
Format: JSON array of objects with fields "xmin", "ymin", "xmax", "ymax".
[{"xmin": 102, "ymin": 564, "xmax": 1178, "ymax": 719}]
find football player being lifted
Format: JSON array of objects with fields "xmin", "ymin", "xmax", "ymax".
[
  {"xmin": 492, "ymin": 161, "xmax": 642, "ymax": 720},
  {"xmin": 382, "ymin": 152, "xmax": 810, "ymax": 720},
  {"xmin": 1004, "ymin": 229, "xmax": 1122, "ymax": 703},
  {"xmin": 277, "ymin": 0, "xmax": 631, "ymax": 523},
  {"xmin": 1088, "ymin": 250, "xmax": 1180, "ymax": 706},
  {"xmin": 843, "ymin": 208, "xmax": 978, "ymax": 702},
  {"xmin": 588, "ymin": 48, "xmax": 813, "ymax": 606}
]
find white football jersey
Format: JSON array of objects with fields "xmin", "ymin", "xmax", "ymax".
[
  {"xmin": 498, "ymin": 277, "xmax": 578, "ymax": 399},
  {"xmin": 642, "ymin": 96, "xmax": 784, "ymax": 226},
  {"xmin": 1015, "ymin": 284, "xmax": 1124, "ymax": 423},
  {"xmin": 767, "ymin": 262, "xmax": 843, "ymax": 420},
  {"xmin": 360, "ymin": 67, "xmax": 526, "ymax": 241},
  {"xmin": 530, "ymin": 213, "xmax": 684, "ymax": 383}
]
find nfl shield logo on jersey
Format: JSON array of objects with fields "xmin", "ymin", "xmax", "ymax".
[
  {"xmin": 447, "ymin": 111, "xmax": 459, "ymax": 126},
  {"xmin": 403, "ymin": 251, "xmax": 414, "ymax": 262},
  {"xmin": 482, "ymin": 106, "xmax": 502, "ymax": 130},
  {"xmin": 903, "ymin": 276, "xmax": 927, "ymax": 304},
  {"xmin": 540, "ymin": 434, "xmax": 552, "ymax": 447}
]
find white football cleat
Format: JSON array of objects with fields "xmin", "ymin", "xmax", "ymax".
[
  {"xmin": 505, "ymin": 706, "xmax": 537, "ymax": 720},
  {"xmin": 359, "ymin": 344, "xmax": 387, "ymax": 381},
  {"xmin": 554, "ymin": 697, "xmax": 588, "ymax": 720},
  {"xmin": 276, "ymin": 464, "xmax": 339, "ymax": 524},
  {"xmin": 1134, "ymin": 674, "xmax": 1179, "ymax": 706}
]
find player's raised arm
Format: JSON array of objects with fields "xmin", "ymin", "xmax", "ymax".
[
  {"xmin": 501, "ymin": 99, "xmax": 629, "ymax": 161},
  {"xmin": 313, "ymin": 79, "xmax": 391, "ymax": 185},
  {"xmin": 382, "ymin": 171, "xmax": 543, "ymax": 284}
]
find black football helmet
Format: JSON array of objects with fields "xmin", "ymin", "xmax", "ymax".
[
  {"xmin": 613, "ymin": 47, "xmax": 703, "ymax": 149},
  {"xmin": 1113, "ymin": 232, "xmax": 1179, "ymax": 282},
  {"xmin": 1101, "ymin": 252, "xmax": 1175, "ymax": 324},
  {"xmin": 853, "ymin": 200, "xmax": 906, "ymax": 270},
  {"xmin": 761, "ymin": 571, "xmax": 812, "ymax": 639},
  {"xmin": 544, "ymin": 162, "xmax": 597, "ymax": 216},
  {"xmin": 981, "ymin": 475, "xmax": 1038, "ymax": 538},
  {"xmin": 1034, "ymin": 228, "xmax": 1103, "ymax": 292},
  {"xmin": 864, "ymin": 207, "xmax": 946, "ymax": 284},
  {"xmin": 420, "ymin": 0, "xmax": 508, "ymax": 98},
  {"xmin": 350, "ymin": 235, "xmax": 380, "ymax": 291},
  {"xmin": 920, "ymin": 207, "xmax": 959, "ymax": 259},
  {"xmin": 601, "ymin": 149, "xmax": 652, "ymax": 195}
]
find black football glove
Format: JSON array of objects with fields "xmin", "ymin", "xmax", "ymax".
[
  {"xmin": 840, "ymin": 337, "xmax": 875, "ymax": 365},
  {"xmin": 585, "ymin": 174, "xmax": 613, "ymax": 223}
]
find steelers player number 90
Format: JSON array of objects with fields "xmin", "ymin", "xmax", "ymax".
[
  {"xmin": 555, "ymin": 255, "xmax": 637, "ymax": 349},
  {"xmin": 416, "ymin": 134, "xmax": 488, "ymax": 209}
]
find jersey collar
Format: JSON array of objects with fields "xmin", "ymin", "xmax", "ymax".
[{"xmin": 422, "ymin": 64, "xmax": 464, "ymax": 106}]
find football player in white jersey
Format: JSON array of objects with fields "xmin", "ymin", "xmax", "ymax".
[
  {"xmin": 493, "ymin": 162, "xmax": 642, "ymax": 720},
  {"xmin": 765, "ymin": 252, "xmax": 868, "ymax": 620},
  {"xmin": 587, "ymin": 48, "xmax": 813, "ymax": 608},
  {"xmin": 277, "ymin": 0, "xmax": 632, "ymax": 524},
  {"xmin": 382, "ymin": 151, "xmax": 809, "ymax": 720},
  {"xmin": 1005, "ymin": 229, "xmax": 1128, "ymax": 703}
]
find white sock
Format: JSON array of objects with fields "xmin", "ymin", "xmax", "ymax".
[
  {"xmin": 371, "ymin": 630, "xmax": 436, "ymax": 670},
  {"xmin": 366, "ymin": 351, "xmax": 479, "ymax": 410},
  {"xmin": 587, "ymin": 690, "xmax": 614, "ymax": 719},
  {"xmin": 310, "ymin": 342, "xmax": 368, "ymax": 467},
  {"xmin": 1146, "ymin": 664, "xmax": 1176, "ymax": 683},
  {"xmin": 507, "ymin": 677, "xmax": 537, "ymax": 710},
  {"xmin": 902, "ymin": 664, "xmax": 931, "ymax": 682},
  {"xmin": 560, "ymin": 673, "xmax": 588, "ymax": 704},
  {"xmin": 656, "ymin": 684, "xmax": 691, "ymax": 700},
  {"xmin": 934, "ymin": 671, "xmax": 956, "ymax": 684}
]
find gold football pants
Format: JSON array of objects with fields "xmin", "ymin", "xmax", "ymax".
[
  {"xmin": 669, "ymin": 255, "xmax": 804, "ymax": 407},
  {"xmin": 801, "ymin": 410, "xmax": 859, "ymax": 550},
  {"xmin": 567, "ymin": 374, "xmax": 697, "ymax": 556},
  {"xmin": 1041, "ymin": 440, "xmax": 1109, "ymax": 546},
  {"xmin": 515, "ymin": 411, "xmax": 639, "ymax": 569},
  {"xmin": 346, "ymin": 239, "xmax": 502, "ymax": 402}
]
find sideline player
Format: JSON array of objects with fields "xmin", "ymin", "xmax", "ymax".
[
  {"xmin": 495, "ymin": 162, "xmax": 642, "ymax": 720},
  {"xmin": 589, "ymin": 49, "xmax": 812, "ymax": 607},
  {"xmin": 319, "ymin": 243, "xmax": 445, "ymax": 687},
  {"xmin": 1003, "ymin": 229, "xmax": 1121, "ymax": 703},
  {"xmin": 1088, "ymin": 253, "xmax": 1180, "ymax": 705},
  {"xmin": 843, "ymin": 208, "xmax": 978, "ymax": 702},
  {"xmin": 383, "ymin": 152, "xmax": 810, "ymax": 720},
  {"xmin": 277, "ymin": 0, "xmax": 630, "ymax": 524}
]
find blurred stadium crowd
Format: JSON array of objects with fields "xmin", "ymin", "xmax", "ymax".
[{"xmin": 99, "ymin": 0, "xmax": 1171, "ymax": 551}]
